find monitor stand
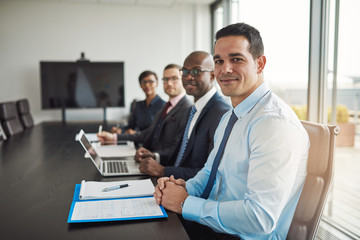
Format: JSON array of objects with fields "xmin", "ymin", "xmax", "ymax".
[
  {"xmin": 60, "ymin": 107, "xmax": 107, "ymax": 124},
  {"xmin": 103, "ymin": 107, "xmax": 107, "ymax": 125},
  {"xmin": 62, "ymin": 107, "xmax": 66, "ymax": 124}
]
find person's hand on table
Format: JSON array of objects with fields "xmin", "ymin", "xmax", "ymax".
[
  {"xmin": 154, "ymin": 175, "xmax": 186, "ymax": 203},
  {"xmin": 139, "ymin": 157, "xmax": 165, "ymax": 177},
  {"xmin": 97, "ymin": 131, "xmax": 115, "ymax": 144},
  {"xmin": 125, "ymin": 128, "xmax": 137, "ymax": 135},
  {"xmin": 110, "ymin": 126, "xmax": 122, "ymax": 134},
  {"xmin": 154, "ymin": 175, "xmax": 188, "ymax": 214},
  {"xmin": 135, "ymin": 147, "xmax": 155, "ymax": 162}
]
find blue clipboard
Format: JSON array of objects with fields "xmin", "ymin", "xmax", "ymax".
[{"xmin": 67, "ymin": 184, "xmax": 168, "ymax": 223}]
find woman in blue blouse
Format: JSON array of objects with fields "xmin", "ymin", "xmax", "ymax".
[{"xmin": 111, "ymin": 70, "xmax": 165, "ymax": 135}]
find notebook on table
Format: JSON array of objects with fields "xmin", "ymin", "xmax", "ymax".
[
  {"xmin": 78, "ymin": 178, "xmax": 155, "ymax": 200},
  {"xmin": 77, "ymin": 129, "xmax": 146, "ymax": 176},
  {"xmin": 67, "ymin": 179, "xmax": 167, "ymax": 223}
]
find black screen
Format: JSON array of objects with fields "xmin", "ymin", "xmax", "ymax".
[{"xmin": 40, "ymin": 61, "xmax": 125, "ymax": 109}]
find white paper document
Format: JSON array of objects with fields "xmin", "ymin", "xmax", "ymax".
[
  {"xmin": 70, "ymin": 197, "xmax": 164, "ymax": 221},
  {"xmin": 75, "ymin": 133, "xmax": 98, "ymax": 142},
  {"xmin": 79, "ymin": 179, "xmax": 155, "ymax": 200}
]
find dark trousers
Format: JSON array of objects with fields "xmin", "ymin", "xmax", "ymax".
[{"xmin": 178, "ymin": 215, "xmax": 241, "ymax": 240}]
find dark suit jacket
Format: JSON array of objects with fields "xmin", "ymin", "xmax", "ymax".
[
  {"xmin": 118, "ymin": 95, "xmax": 192, "ymax": 161},
  {"xmin": 164, "ymin": 92, "xmax": 231, "ymax": 180}
]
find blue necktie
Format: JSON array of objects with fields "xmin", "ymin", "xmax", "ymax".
[
  {"xmin": 174, "ymin": 106, "xmax": 197, "ymax": 167},
  {"xmin": 201, "ymin": 111, "xmax": 238, "ymax": 199}
]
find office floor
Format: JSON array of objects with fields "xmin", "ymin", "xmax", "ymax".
[{"xmin": 316, "ymin": 132, "xmax": 360, "ymax": 239}]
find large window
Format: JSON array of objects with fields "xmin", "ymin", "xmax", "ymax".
[
  {"xmin": 324, "ymin": 0, "xmax": 360, "ymax": 238},
  {"xmin": 212, "ymin": 0, "xmax": 310, "ymax": 109}
]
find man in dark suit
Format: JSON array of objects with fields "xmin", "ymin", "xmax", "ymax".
[
  {"xmin": 98, "ymin": 64, "xmax": 192, "ymax": 162},
  {"xmin": 137, "ymin": 51, "xmax": 231, "ymax": 180}
]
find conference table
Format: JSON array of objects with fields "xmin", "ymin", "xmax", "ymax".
[{"xmin": 0, "ymin": 122, "xmax": 189, "ymax": 240}]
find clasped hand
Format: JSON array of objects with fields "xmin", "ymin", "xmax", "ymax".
[{"xmin": 154, "ymin": 175, "xmax": 189, "ymax": 214}]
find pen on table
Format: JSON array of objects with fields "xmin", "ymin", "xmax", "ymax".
[
  {"xmin": 102, "ymin": 184, "xmax": 129, "ymax": 192},
  {"xmin": 98, "ymin": 125, "xmax": 103, "ymax": 135}
]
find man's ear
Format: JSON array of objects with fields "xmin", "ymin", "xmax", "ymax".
[
  {"xmin": 210, "ymin": 71, "xmax": 215, "ymax": 83},
  {"xmin": 256, "ymin": 55, "xmax": 266, "ymax": 74}
]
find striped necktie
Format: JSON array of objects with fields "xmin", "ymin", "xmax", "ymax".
[
  {"xmin": 200, "ymin": 111, "xmax": 238, "ymax": 199},
  {"xmin": 174, "ymin": 106, "xmax": 197, "ymax": 167}
]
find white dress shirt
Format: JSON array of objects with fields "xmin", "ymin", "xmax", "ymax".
[{"xmin": 182, "ymin": 83, "xmax": 309, "ymax": 239}]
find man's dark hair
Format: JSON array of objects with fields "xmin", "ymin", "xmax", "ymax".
[
  {"xmin": 138, "ymin": 70, "xmax": 158, "ymax": 84},
  {"xmin": 215, "ymin": 22, "xmax": 264, "ymax": 59},
  {"xmin": 164, "ymin": 63, "xmax": 181, "ymax": 71}
]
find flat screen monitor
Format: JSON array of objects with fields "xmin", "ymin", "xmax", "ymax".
[{"xmin": 40, "ymin": 61, "xmax": 125, "ymax": 109}]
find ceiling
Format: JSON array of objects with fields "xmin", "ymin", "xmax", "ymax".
[{"xmin": 34, "ymin": 0, "xmax": 215, "ymax": 7}]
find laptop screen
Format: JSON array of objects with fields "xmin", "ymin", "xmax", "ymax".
[{"xmin": 79, "ymin": 130, "xmax": 102, "ymax": 170}]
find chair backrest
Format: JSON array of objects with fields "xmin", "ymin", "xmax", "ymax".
[
  {"xmin": 287, "ymin": 121, "xmax": 340, "ymax": 240},
  {"xmin": 0, "ymin": 122, "xmax": 7, "ymax": 141},
  {"xmin": 0, "ymin": 101, "xmax": 24, "ymax": 136},
  {"xmin": 16, "ymin": 99, "xmax": 34, "ymax": 128}
]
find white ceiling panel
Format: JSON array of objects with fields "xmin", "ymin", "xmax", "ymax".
[{"xmin": 30, "ymin": 0, "xmax": 215, "ymax": 6}]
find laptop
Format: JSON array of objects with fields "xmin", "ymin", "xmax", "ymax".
[{"xmin": 77, "ymin": 129, "xmax": 146, "ymax": 176}]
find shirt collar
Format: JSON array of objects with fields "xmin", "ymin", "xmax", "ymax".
[
  {"xmin": 149, "ymin": 95, "xmax": 161, "ymax": 106},
  {"xmin": 233, "ymin": 82, "xmax": 270, "ymax": 119},
  {"xmin": 169, "ymin": 92, "xmax": 186, "ymax": 107},
  {"xmin": 194, "ymin": 87, "xmax": 216, "ymax": 113}
]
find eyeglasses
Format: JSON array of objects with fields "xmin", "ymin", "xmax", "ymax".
[
  {"xmin": 162, "ymin": 76, "xmax": 180, "ymax": 83},
  {"xmin": 140, "ymin": 80, "xmax": 156, "ymax": 85},
  {"xmin": 180, "ymin": 68, "xmax": 212, "ymax": 77}
]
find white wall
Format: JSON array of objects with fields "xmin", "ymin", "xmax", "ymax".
[{"xmin": 0, "ymin": 0, "xmax": 211, "ymax": 124}]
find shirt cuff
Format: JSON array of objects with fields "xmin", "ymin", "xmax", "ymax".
[
  {"xmin": 182, "ymin": 195, "xmax": 206, "ymax": 222},
  {"xmin": 154, "ymin": 152, "xmax": 160, "ymax": 163}
]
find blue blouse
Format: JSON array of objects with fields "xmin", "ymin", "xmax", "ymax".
[{"xmin": 124, "ymin": 95, "xmax": 166, "ymax": 132}]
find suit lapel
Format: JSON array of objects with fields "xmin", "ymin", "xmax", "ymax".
[
  {"xmin": 157, "ymin": 96, "xmax": 187, "ymax": 135},
  {"xmin": 178, "ymin": 94, "xmax": 217, "ymax": 165}
]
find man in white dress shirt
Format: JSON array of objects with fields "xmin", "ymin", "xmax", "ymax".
[{"xmin": 154, "ymin": 22, "xmax": 310, "ymax": 240}]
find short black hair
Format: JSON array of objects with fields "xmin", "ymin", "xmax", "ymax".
[
  {"xmin": 215, "ymin": 22, "xmax": 264, "ymax": 59},
  {"xmin": 164, "ymin": 63, "xmax": 181, "ymax": 71},
  {"xmin": 138, "ymin": 70, "xmax": 158, "ymax": 84}
]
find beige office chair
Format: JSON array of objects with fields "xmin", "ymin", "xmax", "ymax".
[{"xmin": 287, "ymin": 121, "xmax": 340, "ymax": 240}]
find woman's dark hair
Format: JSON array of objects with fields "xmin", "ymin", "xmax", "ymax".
[{"xmin": 138, "ymin": 70, "xmax": 158, "ymax": 84}]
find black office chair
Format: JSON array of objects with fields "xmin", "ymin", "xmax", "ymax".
[
  {"xmin": 287, "ymin": 121, "xmax": 340, "ymax": 240},
  {"xmin": 0, "ymin": 101, "xmax": 24, "ymax": 136},
  {"xmin": 16, "ymin": 99, "xmax": 34, "ymax": 128},
  {"xmin": 0, "ymin": 122, "xmax": 7, "ymax": 141}
]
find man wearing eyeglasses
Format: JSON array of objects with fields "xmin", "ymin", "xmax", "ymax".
[
  {"xmin": 136, "ymin": 51, "xmax": 231, "ymax": 180},
  {"xmin": 98, "ymin": 64, "xmax": 192, "ymax": 167}
]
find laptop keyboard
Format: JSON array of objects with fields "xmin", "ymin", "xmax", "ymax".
[{"xmin": 106, "ymin": 161, "xmax": 129, "ymax": 173}]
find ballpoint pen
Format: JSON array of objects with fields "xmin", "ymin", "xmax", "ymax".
[
  {"xmin": 102, "ymin": 184, "xmax": 129, "ymax": 192},
  {"xmin": 98, "ymin": 125, "xmax": 103, "ymax": 135}
]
